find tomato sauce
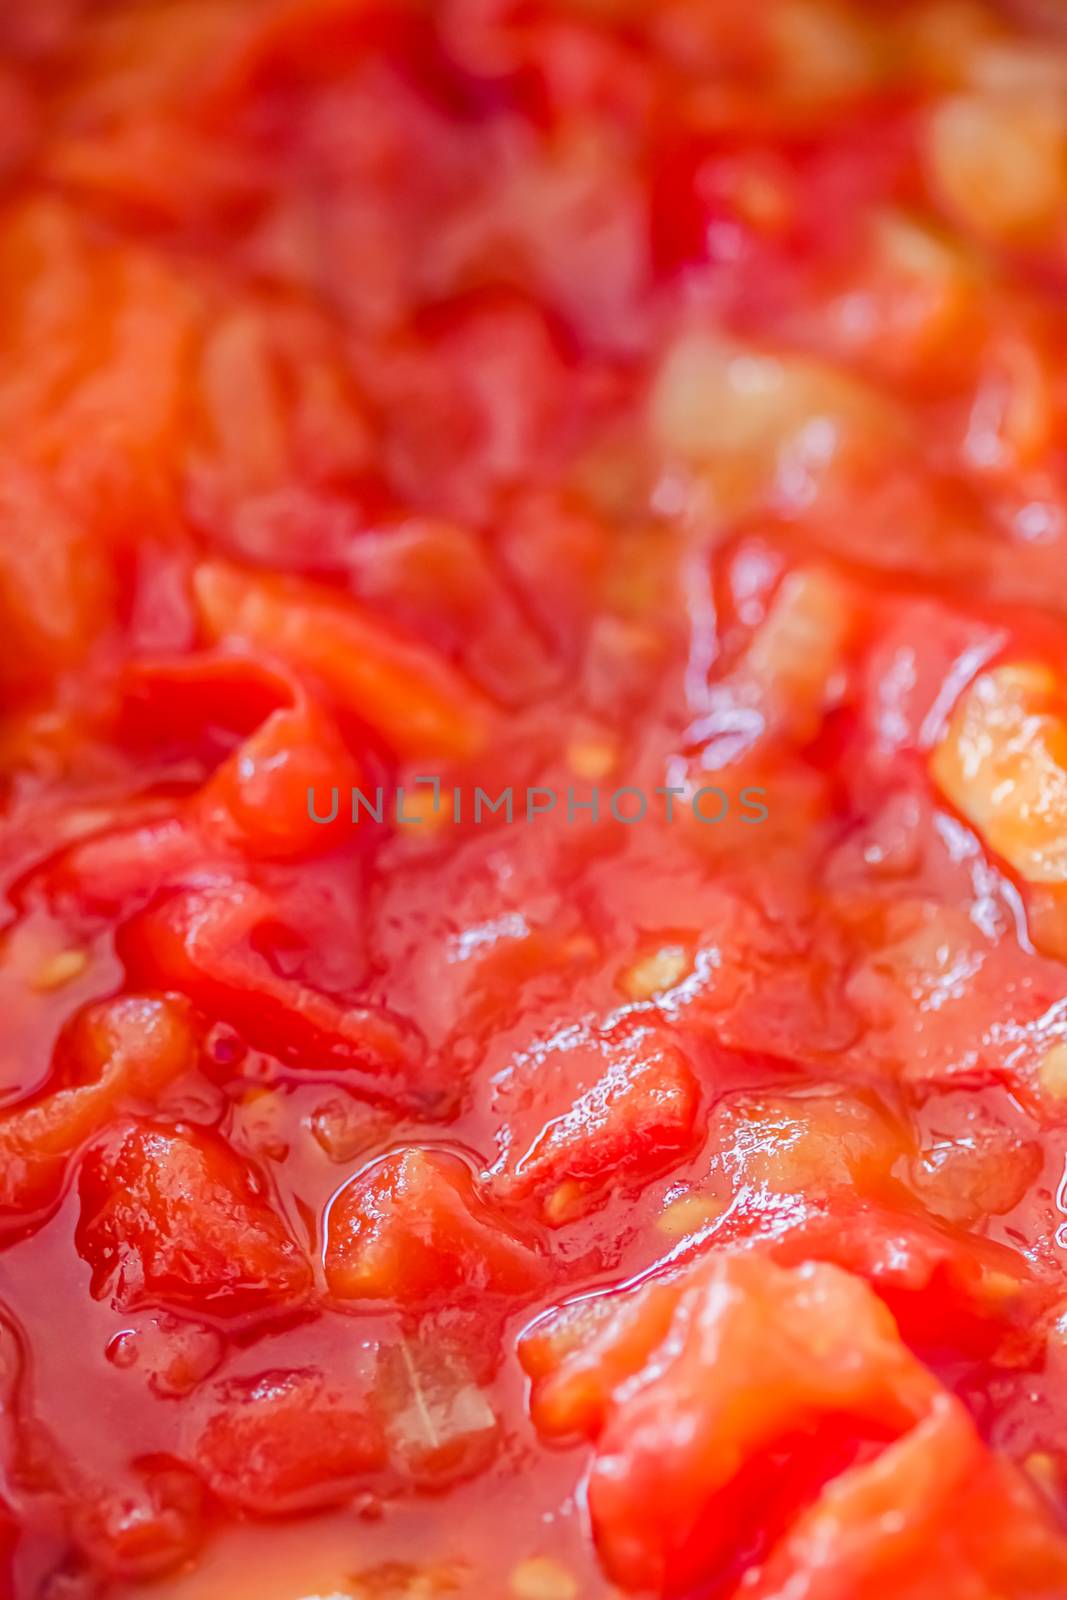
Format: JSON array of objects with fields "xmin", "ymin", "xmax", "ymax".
[{"xmin": 4, "ymin": 2, "xmax": 1067, "ymax": 1597}]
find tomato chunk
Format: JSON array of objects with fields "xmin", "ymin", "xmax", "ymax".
[
  {"xmin": 77, "ymin": 1121, "xmax": 311, "ymax": 1316},
  {"xmin": 325, "ymin": 1148, "xmax": 547, "ymax": 1305},
  {"xmin": 194, "ymin": 561, "xmax": 493, "ymax": 760},
  {"xmin": 72, "ymin": 1464, "xmax": 203, "ymax": 1583},
  {"xmin": 489, "ymin": 1024, "xmax": 701, "ymax": 1225},
  {"xmin": 122, "ymin": 880, "xmax": 439, "ymax": 1112},
  {"xmin": 742, "ymin": 1397, "xmax": 1067, "ymax": 1599},
  {"xmin": 523, "ymin": 1253, "xmax": 1067, "ymax": 1597},
  {"xmin": 194, "ymin": 1368, "xmax": 385, "ymax": 1516},
  {"xmin": 0, "ymin": 994, "xmax": 194, "ymax": 1221}
]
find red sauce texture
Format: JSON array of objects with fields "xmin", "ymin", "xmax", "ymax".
[{"xmin": 4, "ymin": 3, "xmax": 1067, "ymax": 1598}]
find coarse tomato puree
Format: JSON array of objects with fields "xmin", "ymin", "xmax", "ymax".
[{"xmin": 5, "ymin": 1, "xmax": 1067, "ymax": 1597}]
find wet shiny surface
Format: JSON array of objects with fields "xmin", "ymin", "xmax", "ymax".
[{"xmin": 5, "ymin": 2, "xmax": 1067, "ymax": 1597}]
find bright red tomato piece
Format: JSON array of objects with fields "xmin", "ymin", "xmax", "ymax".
[
  {"xmin": 77, "ymin": 1121, "xmax": 312, "ymax": 1317},
  {"xmin": 325, "ymin": 1148, "xmax": 547, "ymax": 1304},
  {"xmin": 193, "ymin": 1368, "xmax": 385, "ymax": 1516}
]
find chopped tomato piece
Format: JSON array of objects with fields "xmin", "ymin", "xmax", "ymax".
[
  {"xmin": 0, "ymin": 995, "xmax": 194, "ymax": 1220},
  {"xmin": 45, "ymin": 815, "xmax": 216, "ymax": 920},
  {"xmin": 706, "ymin": 1086, "xmax": 908, "ymax": 1200},
  {"xmin": 325, "ymin": 1148, "xmax": 546, "ymax": 1304},
  {"xmin": 72, "ymin": 1464, "xmax": 203, "ymax": 1583},
  {"xmin": 194, "ymin": 1368, "xmax": 385, "ymax": 1516},
  {"xmin": 77, "ymin": 1121, "xmax": 311, "ymax": 1316},
  {"xmin": 122, "ymin": 881, "xmax": 439, "ymax": 1112},
  {"xmin": 744, "ymin": 1398, "xmax": 1067, "ymax": 1600},
  {"xmin": 524, "ymin": 1253, "xmax": 1067, "ymax": 1597},
  {"xmin": 121, "ymin": 651, "xmax": 365, "ymax": 860},
  {"xmin": 194, "ymin": 696, "xmax": 363, "ymax": 860},
  {"xmin": 489, "ymin": 1024, "xmax": 701, "ymax": 1224},
  {"xmin": 842, "ymin": 897, "xmax": 1067, "ymax": 1112},
  {"xmin": 521, "ymin": 1274, "xmax": 687, "ymax": 1441},
  {"xmin": 194, "ymin": 561, "xmax": 493, "ymax": 760},
  {"xmin": 527, "ymin": 1256, "xmax": 936, "ymax": 1594},
  {"xmin": 758, "ymin": 1198, "xmax": 1049, "ymax": 1362}
]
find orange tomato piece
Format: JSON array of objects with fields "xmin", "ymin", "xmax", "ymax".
[
  {"xmin": 124, "ymin": 880, "xmax": 437, "ymax": 1112},
  {"xmin": 194, "ymin": 560, "xmax": 493, "ymax": 760},
  {"xmin": 0, "ymin": 994, "xmax": 195, "ymax": 1220}
]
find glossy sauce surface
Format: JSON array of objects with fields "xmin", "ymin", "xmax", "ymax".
[{"xmin": 5, "ymin": 3, "xmax": 1067, "ymax": 1598}]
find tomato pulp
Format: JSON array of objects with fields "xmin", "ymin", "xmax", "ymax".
[{"xmin": 4, "ymin": 2, "xmax": 1067, "ymax": 1597}]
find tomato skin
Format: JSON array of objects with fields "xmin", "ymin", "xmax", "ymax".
[
  {"xmin": 122, "ymin": 881, "xmax": 442, "ymax": 1113},
  {"xmin": 76, "ymin": 1121, "xmax": 312, "ymax": 1318},
  {"xmin": 0, "ymin": 995, "xmax": 194, "ymax": 1225},
  {"xmin": 194, "ymin": 697, "xmax": 364, "ymax": 861},
  {"xmin": 536, "ymin": 1255, "xmax": 936, "ymax": 1594},
  {"xmin": 325, "ymin": 1148, "xmax": 547, "ymax": 1305},
  {"xmin": 194, "ymin": 560, "xmax": 494, "ymax": 761},
  {"xmin": 120, "ymin": 651, "xmax": 366, "ymax": 861}
]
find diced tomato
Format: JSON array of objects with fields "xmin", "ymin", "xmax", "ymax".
[
  {"xmin": 122, "ymin": 649, "xmax": 366, "ymax": 860},
  {"xmin": 76, "ymin": 1121, "xmax": 312, "ymax": 1316},
  {"xmin": 194, "ymin": 696, "xmax": 363, "ymax": 860},
  {"xmin": 842, "ymin": 898, "xmax": 1067, "ymax": 1113},
  {"xmin": 489, "ymin": 1023, "xmax": 701, "ymax": 1225},
  {"xmin": 527, "ymin": 1255, "xmax": 938, "ymax": 1595},
  {"xmin": 521, "ymin": 1273, "xmax": 687, "ymax": 1441},
  {"xmin": 525, "ymin": 1250, "xmax": 1067, "ymax": 1597},
  {"xmin": 0, "ymin": 994, "xmax": 194, "ymax": 1221},
  {"xmin": 705, "ymin": 1086, "xmax": 908, "ymax": 1200},
  {"xmin": 325, "ymin": 1148, "xmax": 547, "ymax": 1304},
  {"xmin": 757, "ymin": 1197, "xmax": 1049, "ymax": 1362},
  {"xmin": 372, "ymin": 289, "xmax": 577, "ymax": 524},
  {"xmin": 116, "ymin": 652, "xmax": 296, "ymax": 761},
  {"xmin": 743, "ymin": 1397, "xmax": 1067, "ymax": 1600},
  {"xmin": 194, "ymin": 560, "xmax": 493, "ymax": 761},
  {"xmin": 908, "ymin": 1115, "xmax": 1043, "ymax": 1228},
  {"xmin": 121, "ymin": 880, "xmax": 440, "ymax": 1112},
  {"xmin": 45, "ymin": 815, "xmax": 213, "ymax": 921},
  {"xmin": 61, "ymin": 992, "xmax": 196, "ymax": 1094},
  {"xmin": 72, "ymin": 1463, "xmax": 203, "ymax": 1583},
  {"xmin": 193, "ymin": 1368, "xmax": 385, "ymax": 1516}
]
